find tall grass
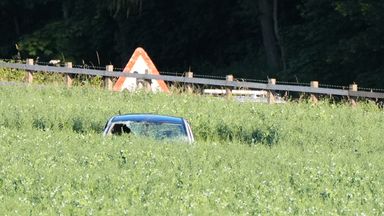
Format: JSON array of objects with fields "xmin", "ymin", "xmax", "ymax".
[
  {"xmin": 0, "ymin": 84, "xmax": 383, "ymax": 214},
  {"xmin": 0, "ymin": 67, "xmax": 103, "ymax": 86}
]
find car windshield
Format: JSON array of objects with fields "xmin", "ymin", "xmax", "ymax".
[{"xmin": 110, "ymin": 121, "xmax": 186, "ymax": 140}]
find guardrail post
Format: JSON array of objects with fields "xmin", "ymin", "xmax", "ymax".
[
  {"xmin": 349, "ymin": 83, "xmax": 358, "ymax": 107},
  {"xmin": 185, "ymin": 72, "xmax": 193, "ymax": 94},
  {"xmin": 267, "ymin": 78, "xmax": 276, "ymax": 104},
  {"xmin": 310, "ymin": 81, "xmax": 319, "ymax": 104},
  {"xmin": 25, "ymin": 58, "xmax": 34, "ymax": 84},
  {"xmin": 144, "ymin": 69, "xmax": 152, "ymax": 91},
  {"xmin": 226, "ymin": 75, "xmax": 234, "ymax": 98},
  {"xmin": 104, "ymin": 65, "xmax": 113, "ymax": 91},
  {"xmin": 64, "ymin": 62, "xmax": 73, "ymax": 87}
]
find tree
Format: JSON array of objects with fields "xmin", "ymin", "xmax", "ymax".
[
  {"xmin": 283, "ymin": 0, "xmax": 384, "ymax": 87},
  {"xmin": 28, "ymin": 0, "xmax": 143, "ymax": 63},
  {"xmin": 258, "ymin": 0, "xmax": 283, "ymax": 74}
]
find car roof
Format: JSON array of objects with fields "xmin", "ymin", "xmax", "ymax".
[{"xmin": 111, "ymin": 114, "xmax": 185, "ymax": 124}]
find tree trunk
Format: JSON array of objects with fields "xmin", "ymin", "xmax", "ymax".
[
  {"xmin": 13, "ymin": 16, "xmax": 20, "ymax": 36},
  {"xmin": 258, "ymin": 0, "xmax": 282, "ymax": 73},
  {"xmin": 273, "ymin": 0, "xmax": 286, "ymax": 73},
  {"xmin": 62, "ymin": 1, "xmax": 69, "ymax": 19}
]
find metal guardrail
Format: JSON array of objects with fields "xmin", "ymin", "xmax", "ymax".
[{"xmin": 1, "ymin": 61, "xmax": 384, "ymax": 99}]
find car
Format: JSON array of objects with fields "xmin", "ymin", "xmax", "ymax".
[{"xmin": 103, "ymin": 114, "xmax": 194, "ymax": 143}]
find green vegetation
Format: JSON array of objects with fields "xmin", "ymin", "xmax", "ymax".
[
  {"xmin": 1, "ymin": 0, "xmax": 384, "ymax": 88},
  {"xmin": 0, "ymin": 67, "xmax": 103, "ymax": 87},
  {"xmin": 1, "ymin": 85, "xmax": 384, "ymax": 214},
  {"xmin": 0, "ymin": 67, "xmax": 24, "ymax": 82}
]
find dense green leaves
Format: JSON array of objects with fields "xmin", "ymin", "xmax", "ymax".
[
  {"xmin": 283, "ymin": 0, "xmax": 384, "ymax": 87},
  {"xmin": 0, "ymin": 0, "xmax": 383, "ymax": 87}
]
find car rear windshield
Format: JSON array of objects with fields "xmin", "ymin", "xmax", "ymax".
[{"xmin": 110, "ymin": 121, "xmax": 186, "ymax": 139}]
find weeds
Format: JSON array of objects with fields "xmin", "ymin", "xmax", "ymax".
[{"xmin": 0, "ymin": 84, "xmax": 383, "ymax": 214}]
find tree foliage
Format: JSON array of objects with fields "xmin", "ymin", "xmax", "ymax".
[
  {"xmin": 283, "ymin": 0, "xmax": 384, "ymax": 87},
  {"xmin": 0, "ymin": 0, "xmax": 383, "ymax": 87}
]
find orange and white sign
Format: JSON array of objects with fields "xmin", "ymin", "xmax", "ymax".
[{"xmin": 113, "ymin": 47, "xmax": 169, "ymax": 92}]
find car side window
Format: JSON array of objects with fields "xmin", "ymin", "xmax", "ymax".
[{"xmin": 111, "ymin": 123, "xmax": 131, "ymax": 135}]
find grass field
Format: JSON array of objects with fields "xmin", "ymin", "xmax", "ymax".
[{"xmin": 0, "ymin": 84, "xmax": 384, "ymax": 215}]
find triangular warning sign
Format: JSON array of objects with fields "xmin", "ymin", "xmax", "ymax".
[{"xmin": 113, "ymin": 47, "xmax": 169, "ymax": 92}]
